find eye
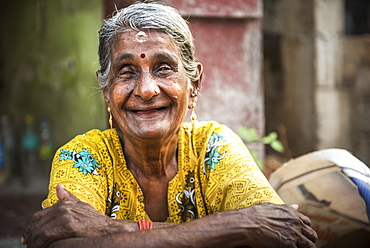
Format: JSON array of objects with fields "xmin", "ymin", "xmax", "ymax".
[
  {"xmin": 155, "ymin": 63, "xmax": 175, "ymax": 77},
  {"xmin": 116, "ymin": 65, "xmax": 136, "ymax": 79}
]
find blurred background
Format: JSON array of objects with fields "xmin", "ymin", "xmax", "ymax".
[{"xmin": 0, "ymin": 0, "xmax": 369, "ymax": 247}]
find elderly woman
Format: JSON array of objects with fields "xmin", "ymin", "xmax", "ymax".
[{"xmin": 23, "ymin": 2, "xmax": 317, "ymax": 248}]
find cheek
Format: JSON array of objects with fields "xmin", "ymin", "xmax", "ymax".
[
  {"xmin": 164, "ymin": 74, "xmax": 191, "ymax": 98},
  {"xmin": 109, "ymin": 84, "xmax": 132, "ymax": 106},
  {"xmin": 166, "ymin": 83, "xmax": 191, "ymax": 105}
]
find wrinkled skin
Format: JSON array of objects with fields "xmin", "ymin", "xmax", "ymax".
[
  {"xmin": 22, "ymin": 184, "xmax": 317, "ymax": 248},
  {"xmin": 234, "ymin": 203, "xmax": 317, "ymax": 248},
  {"xmin": 22, "ymin": 184, "xmax": 135, "ymax": 248}
]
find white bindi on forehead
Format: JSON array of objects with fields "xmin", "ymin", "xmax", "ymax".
[{"xmin": 134, "ymin": 31, "xmax": 148, "ymax": 43}]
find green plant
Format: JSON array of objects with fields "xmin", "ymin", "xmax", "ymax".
[{"xmin": 238, "ymin": 126, "xmax": 284, "ymax": 170}]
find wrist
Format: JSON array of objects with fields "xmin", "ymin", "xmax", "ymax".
[{"xmin": 108, "ymin": 219, "xmax": 138, "ymax": 234}]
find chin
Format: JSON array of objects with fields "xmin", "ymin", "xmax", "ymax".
[
  {"xmin": 119, "ymin": 110, "xmax": 184, "ymax": 140},
  {"xmin": 129, "ymin": 122, "xmax": 176, "ymax": 140}
]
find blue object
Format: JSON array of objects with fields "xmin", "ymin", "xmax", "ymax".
[{"xmin": 350, "ymin": 176, "xmax": 370, "ymax": 222}]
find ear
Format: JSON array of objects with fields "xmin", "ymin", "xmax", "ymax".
[
  {"xmin": 102, "ymin": 87, "xmax": 110, "ymax": 103},
  {"xmin": 192, "ymin": 62, "xmax": 203, "ymax": 92},
  {"xmin": 97, "ymin": 70, "xmax": 110, "ymax": 103},
  {"xmin": 188, "ymin": 63, "xmax": 203, "ymax": 109}
]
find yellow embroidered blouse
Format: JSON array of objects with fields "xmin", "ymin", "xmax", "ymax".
[{"xmin": 42, "ymin": 121, "xmax": 283, "ymax": 223}]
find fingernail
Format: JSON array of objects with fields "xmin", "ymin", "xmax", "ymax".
[
  {"xmin": 59, "ymin": 183, "xmax": 65, "ymax": 189},
  {"xmin": 291, "ymin": 204, "xmax": 299, "ymax": 210}
]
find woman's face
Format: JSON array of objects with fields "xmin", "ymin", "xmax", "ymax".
[{"xmin": 103, "ymin": 30, "xmax": 199, "ymax": 141}]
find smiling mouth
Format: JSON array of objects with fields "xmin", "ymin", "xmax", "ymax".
[{"xmin": 130, "ymin": 106, "xmax": 168, "ymax": 115}]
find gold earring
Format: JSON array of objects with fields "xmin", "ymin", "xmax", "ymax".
[
  {"xmin": 190, "ymin": 102, "xmax": 197, "ymax": 123},
  {"xmin": 107, "ymin": 107, "xmax": 113, "ymax": 129}
]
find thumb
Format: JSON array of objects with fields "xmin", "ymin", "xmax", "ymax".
[{"xmin": 56, "ymin": 183, "xmax": 80, "ymax": 202}]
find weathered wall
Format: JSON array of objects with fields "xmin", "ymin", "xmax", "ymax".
[
  {"xmin": 281, "ymin": 0, "xmax": 318, "ymax": 157},
  {"xmin": 264, "ymin": 0, "xmax": 370, "ymax": 165},
  {"xmin": 264, "ymin": 0, "xmax": 317, "ymax": 157},
  {"xmin": 0, "ymin": 0, "xmax": 105, "ymax": 149},
  {"xmin": 342, "ymin": 36, "xmax": 370, "ymax": 166},
  {"xmin": 314, "ymin": 0, "xmax": 352, "ymax": 151}
]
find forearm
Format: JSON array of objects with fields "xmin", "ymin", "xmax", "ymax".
[
  {"xmin": 107, "ymin": 219, "xmax": 176, "ymax": 233},
  {"xmin": 49, "ymin": 212, "xmax": 247, "ymax": 248},
  {"xmin": 23, "ymin": 195, "xmax": 180, "ymax": 248},
  {"xmin": 39, "ymin": 203, "xmax": 316, "ymax": 248}
]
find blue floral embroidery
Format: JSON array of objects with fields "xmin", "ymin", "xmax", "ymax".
[
  {"xmin": 204, "ymin": 133, "xmax": 226, "ymax": 175},
  {"xmin": 59, "ymin": 149, "xmax": 72, "ymax": 160},
  {"xmin": 59, "ymin": 148, "xmax": 100, "ymax": 175}
]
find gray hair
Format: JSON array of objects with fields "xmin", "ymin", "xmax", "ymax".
[{"xmin": 97, "ymin": 2, "xmax": 199, "ymax": 89}]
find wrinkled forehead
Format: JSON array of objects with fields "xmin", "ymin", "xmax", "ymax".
[{"xmin": 111, "ymin": 29, "xmax": 180, "ymax": 55}]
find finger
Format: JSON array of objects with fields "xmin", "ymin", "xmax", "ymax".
[
  {"xmin": 296, "ymin": 233, "xmax": 317, "ymax": 248},
  {"xmin": 298, "ymin": 212, "xmax": 312, "ymax": 226},
  {"xmin": 297, "ymin": 238, "xmax": 317, "ymax": 248},
  {"xmin": 302, "ymin": 224, "xmax": 318, "ymax": 243},
  {"xmin": 288, "ymin": 204, "xmax": 312, "ymax": 227},
  {"xmin": 294, "ymin": 224, "xmax": 317, "ymax": 248},
  {"xmin": 56, "ymin": 183, "xmax": 80, "ymax": 202}
]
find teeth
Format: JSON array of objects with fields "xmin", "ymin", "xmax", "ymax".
[{"xmin": 129, "ymin": 107, "xmax": 167, "ymax": 113}]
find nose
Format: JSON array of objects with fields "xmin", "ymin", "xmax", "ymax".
[{"xmin": 133, "ymin": 71, "xmax": 160, "ymax": 101}]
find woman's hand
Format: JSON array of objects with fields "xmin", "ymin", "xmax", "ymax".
[
  {"xmin": 158, "ymin": 202, "xmax": 316, "ymax": 248},
  {"xmin": 231, "ymin": 202, "xmax": 317, "ymax": 248},
  {"xmin": 22, "ymin": 184, "xmax": 135, "ymax": 248}
]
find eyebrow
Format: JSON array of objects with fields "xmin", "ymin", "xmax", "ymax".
[
  {"xmin": 114, "ymin": 53, "xmax": 134, "ymax": 64},
  {"xmin": 155, "ymin": 53, "xmax": 176, "ymax": 61}
]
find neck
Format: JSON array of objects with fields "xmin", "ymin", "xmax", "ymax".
[{"xmin": 118, "ymin": 130, "xmax": 179, "ymax": 180}]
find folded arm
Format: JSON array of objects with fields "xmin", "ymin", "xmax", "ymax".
[{"xmin": 23, "ymin": 184, "xmax": 317, "ymax": 248}]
